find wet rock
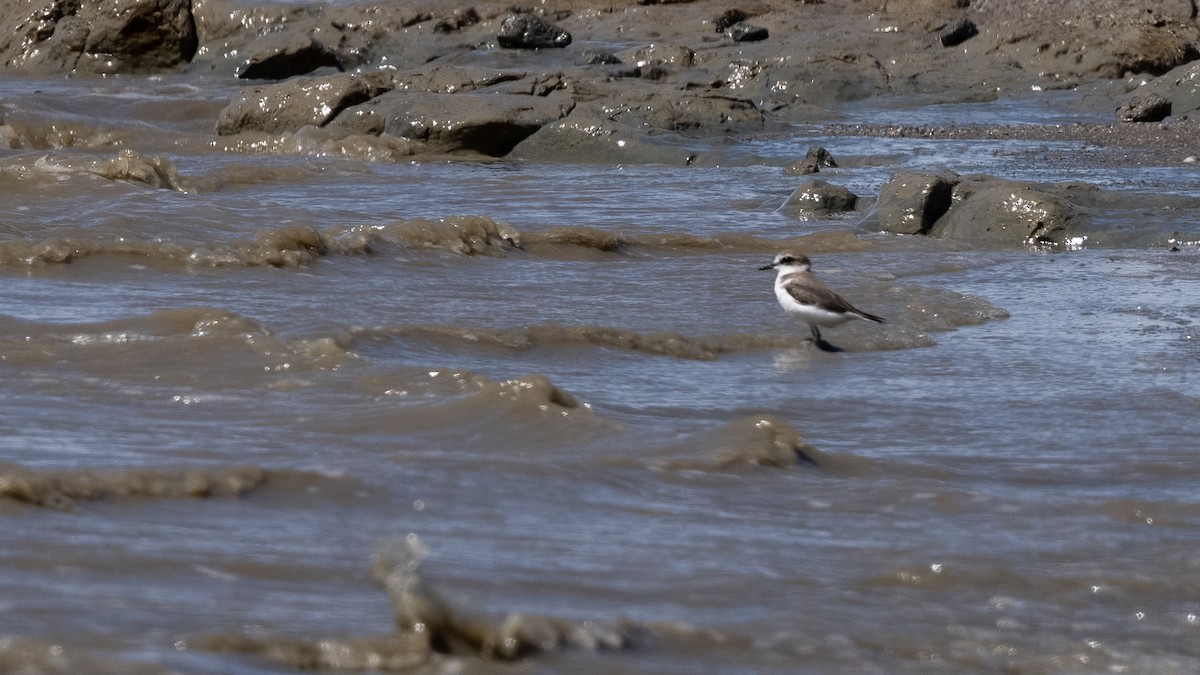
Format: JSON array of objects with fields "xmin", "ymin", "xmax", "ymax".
[
  {"xmin": 933, "ymin": 178, "xmax": 1088, "ymax": 246},
  {"xmin": 0, "ymin": 0, "xmax": 197, "ymax": 74},
  {"xmin": 619, "ymin": 43, "xmax": 695, "ymax": 68},
  {"xmin": 938, "ymin": 18, "xmax": 978, "ymax": 47},
  {"xmin": 496, "ymin": 12, "xmax": 571, "ymax": 49},
  {"xmin": 331, "ymin": 91, "xmax": 575, "ymax": 156},
  {"xmin": 577, "ymin": 49, "xmax": 621, "ymax": 66},
  {"xmin": 876, "ymin": 171, "xmax": 1094, "ymax": 246},
  {"xmin": 508, "ymin": 108, "xmax": 702, "ymax": 165},
  {"xmin": 563, "ymin": 76, "xmax": 764, "ymax": 135},
  {"xmin": 876, "ymin": 170, "xmax": 958, "ymax": 235},
  {"xmin": 236, "ymin": 31, "xmax": 342, "ymax": 80},
  {"xmin": 215, "ymin": 71, "xmax": 394, "ymax": 136},
  {"xmin": 434, "ymin": 8, "xmax": 480, "ymax": 33},
  {"xmin": 783, "ymin": 146, "xmax": 838, "ymax": 175},
  {"xmin": 713, "ymin": 9, "xmax": 750, "ymax": 32},
  {"xmin": 728, "ymin": 23, "xmax": 769, "ymax": 42},
  {"xmin": 779, "ymin": 179, "xmax": 859, "ymax": 216},
  {"xmin": 1117, "ymin": 92, "xmax": 1172, "ymax": 123}
]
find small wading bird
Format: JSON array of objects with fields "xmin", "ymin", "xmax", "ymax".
[{"xmin": 760, "ymin": 251, "xmax": 884, "ymax": 349}]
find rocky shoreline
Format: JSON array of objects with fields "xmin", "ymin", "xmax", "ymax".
[{"xmin": 3, "ymin": 0, "xmax": 1200, "ymax": 247}]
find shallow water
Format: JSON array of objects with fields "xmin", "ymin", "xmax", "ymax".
[{"xmin": 2, "ymin": 68, "xmax": 1200, "ymax": 674}]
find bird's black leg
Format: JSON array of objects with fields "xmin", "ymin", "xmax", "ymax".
[{"xmin": 809, "ymin": 324, "xmax": 842, "ymax": 352}]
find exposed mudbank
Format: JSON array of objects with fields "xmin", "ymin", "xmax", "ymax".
[{"xmin": 0, "ymin": 464, "xmax": 266, "ymax": 511}]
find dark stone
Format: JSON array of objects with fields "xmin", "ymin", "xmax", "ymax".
[
  {"xmin": 876, "ymin": 171, "xmax": 958, "ymax": 235},
  {"xmin": 939, "ymin": 18, "xmax": 978, "ymax": 47},
  {"xmin": 783, "ymin": 146, "xmax": 837, "ymax": 175},
  {"xmin": 1117, "ymin": 92, "xmax": 1172, "ymax": 123},
  {"xmin": 434, "ymin": 8, "xmax": 480, "ymax": 33},
  {"xmin": 496, "ymin": 12, "xmax": 571, "ymax": 49},
  {"xmin": 728, "ymin": 23, "xmax": 768, "ymax": 42},
  {"xmin": 237, "ymin": 33, "xmax": 342, "ymax": 80},
  {"xmin": 714, "ymin": 10, "xmax": 749, "ymax": 33},
  {"xmin": 331, "ymin": 91, "xmax": 575, "ymax": 156},
  {"xmin": 578, "ymin": 50, "xmax": 622, "ymax": 66}
]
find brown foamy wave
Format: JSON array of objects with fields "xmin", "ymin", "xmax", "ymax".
[
  {"xmin": 356, "ymin": 323, "xmax": 762, "ymax": 361},
  {"xmin": 1, "ymin": 150, "xmax": 187, "ymax": 191},
  {"xmin": 0, "ymin": 214, "xmax": 872, "ymax": 268},
  {"xmin": 620, "ymin": 414, "xmax": 874, "ymax": 472},
  {"xmin": 515, "ymin": 226, "xmax": 869, "ymax": 258},
  {"xmin": 321, "ymin": 371, "xmax": 614, "ymax": 447},
  {"xmin": 355, "ymin": 316, "xmax": 963, "ymax": 359},
  {"xmin": 324, "ymin": 215, "xmax": 521, "ymax": 256},
  {"xmin": 0, "ymin": 308, "xmax": 351, "ymax": 376},
  {"xmin": 0, "ymin": 223, "xmax": 334, "ymax": 267},
  {"xmin": 193, "ymin": 536, "xmax": 637, "ymax": 668},
  {"xmin": 0, "ymin": 637, "xmax": 171, "ymax": 675},
  {"xmin": 0, "ymin": 463, "xmax": 267, "ymax": 511}
]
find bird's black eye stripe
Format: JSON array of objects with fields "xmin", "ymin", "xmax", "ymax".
[{"xmin": 780, "ymin": 256, "xmax": 794, "ymax": 264}]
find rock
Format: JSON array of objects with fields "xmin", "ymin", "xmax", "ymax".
[
  {"xmin": 1116, "ymin": 92, "xmax": 1172, "ymax": 123},
  {"xmin": 331, "ymin": 91, "xmax": 575, "ymax": 156},
  {"xmin": 236, "ymin": 32, "xmax": 341, "ymax": 80},
  {"xmin": 496, "ymin": 12, "xmax": 571, "ymax": 49},
  {"xmin": 433, "ymin": 8, "xmax": 480, "ymax": 33},
  {"xmin": 577, "ymin": 50, "xmax": 621, "ymax": 66},
  {"xmin": 215, "ymin": 71, "xmax": 395, "ymax": 135},
  {"xmin": 779, "ymin": 179, "xmax": 859, "ymax": 216},
  {"xmin": 784, "ymin": 147, "xmax": 838, "ymax": 175},
  {"xmin": 938, "ymin": 18, "xmax": 978, "ymax": 47},
  {"xmin": 876, "ymin": 171, "xmax": 958, "ymax": 235},
  {"xmin": 875, "ymin": 172, "xmax": 1093, "ymax": 246},
  {"xmin": 728, "ymin": 23, "xmax": 769, "ymax": 42},
  {"xmin": 0, "ymin": 0, "xmax": 197, "ymax": 74},
  {"xmin": 618, "ymin": 43, "xmax": 695, "ymax": 68},
  {"xmin": 713, "ymin": 10, "xmax": 750, "ymax": 32},
  {"xmin": 509, "ymin": 107, "xmax": 701, "ymax": 165},
  {"xmin": 932, "ymin": 178, "xmax": 1086, "ymax": 246},
  {"xmin": 1131, "ymin": 61, "xmax": 1200, "ymax": 118}
]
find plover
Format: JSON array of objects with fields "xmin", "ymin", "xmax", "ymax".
[{"xmin": 760, "ymin": 251, "xmax": 884, "ymax": 343}]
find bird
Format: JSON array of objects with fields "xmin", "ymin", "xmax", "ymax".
[{"xmin": 759, "ymin": 251, "xmax": 884, "ymax": 345}]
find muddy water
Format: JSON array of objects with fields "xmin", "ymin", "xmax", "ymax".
[{"xmin": 3, "ymin": 71, "xmax": 1200, "ymax": 675}]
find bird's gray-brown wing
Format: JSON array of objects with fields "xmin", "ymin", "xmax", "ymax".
[{"xmin": 781, "ymin": 272, "xmax": 885, "ymax": 323}]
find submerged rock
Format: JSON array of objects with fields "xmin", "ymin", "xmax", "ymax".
[{"xmin": 496, "ymin": 12, "xmax": 571, "ymax": 49}]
